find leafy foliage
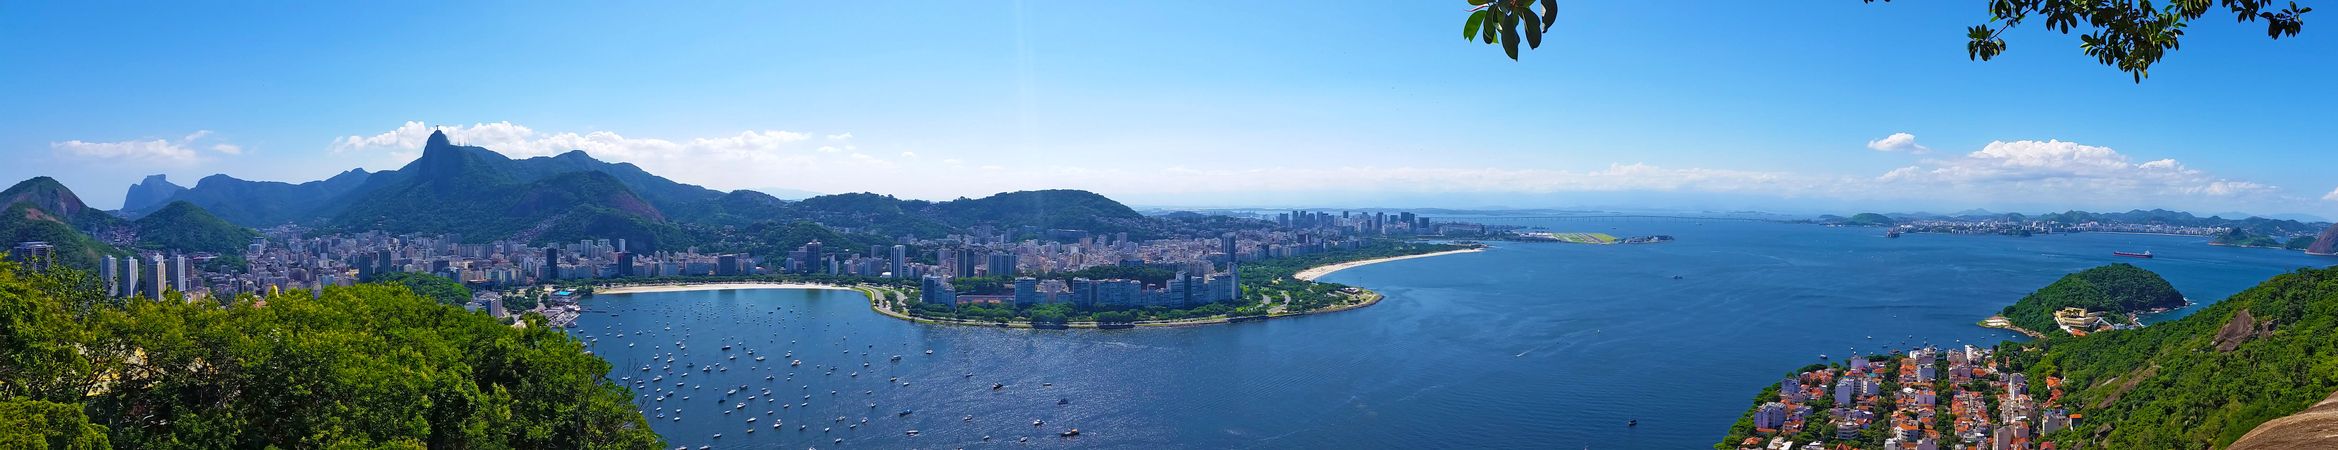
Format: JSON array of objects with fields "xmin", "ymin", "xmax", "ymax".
[
  {"xmin": 1463, "ymin": 1, "xmax": 2316, "ymax": 81},
  {"xmin": 1461, "ymin": 0, "xmax": 1560, "ymax": 60},
  {"xmin": 1882, "ymin": 0, "xmax": 2313, "ymax": 81},
  {"xmin": 0, "ymin": 261, "xmax": 661, "ymax": 449},
  {"xmin": 372, "ymin": 271, "xmax": 473, "ymax": 305},
  {"xmin": 0, "ymin": 398, "xmax": 109, "ymax": 450}
]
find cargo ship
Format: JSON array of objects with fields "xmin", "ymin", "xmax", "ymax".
[{"xmin": 2113, "ymin": 250, "xmax": 2153, "ymax": 258}]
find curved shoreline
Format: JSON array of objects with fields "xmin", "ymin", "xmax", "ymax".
[
  {"xmin": 1293, "ymin": 247, "xmax": 1486, "ymax": 281},
  {"xmin": 589, "ymin": 248, "xmax": 1473, "ymax": 329},
  {"xmin": 594, "ymin": 282, "xmax": 855, "ymax": 295}
]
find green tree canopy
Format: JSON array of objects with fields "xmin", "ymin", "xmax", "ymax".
[
  {"xmin": 1463, "ymin": 0, "xmax": 2313, "ymax": 81},
  {"xmin": 0, "ymin": 261, "xmax": 661, "ymax": 449}
]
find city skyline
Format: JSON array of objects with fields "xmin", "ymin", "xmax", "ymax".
[{"xmin": 5, "ymin": 2, "xmax": 2335, "ymax": 215}]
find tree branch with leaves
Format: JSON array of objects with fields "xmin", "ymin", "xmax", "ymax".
[{"xmin": 1462, "ymin": 0, "xmax": 2312, "ymax": 82}]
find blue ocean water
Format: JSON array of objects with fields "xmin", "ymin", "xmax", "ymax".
[{"xmin": 574, "ymin": 220, "xmax": 2330, "ymax": 449}]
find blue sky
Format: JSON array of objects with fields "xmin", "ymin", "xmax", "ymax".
[{"xmin": 3, "ymin": 1, "xmax": 2334, "ymax": 216}]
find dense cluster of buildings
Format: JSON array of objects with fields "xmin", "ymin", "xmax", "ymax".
[
  {"xmin": 1735, "ymin": 345, "xmax": 2071, "ymax": 450},
  {"xmin": 13, "ymin": 208, "xmax": 1458, "ymax": 314},
  {"xmin": 97, "ymin": 253, "xmax": 193, "ymax": 300},
  {"xmin": 1886, "ymin": 218, "xmax": 2235, "ymax": 237}
]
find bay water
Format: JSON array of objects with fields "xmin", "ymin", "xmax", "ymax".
[{"xmin": 575, "ymin": 219, "xmax": 2329, "ymax": 448}]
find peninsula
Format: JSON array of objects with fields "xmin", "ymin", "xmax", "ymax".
[
  {"xmin": 874, "ymin": 241, "xmax": 1483, "ymax": 328},
  {"xmin": 1719, "ymin": 263, "xmax": 2338, "ymax": 449},
  {"xmin": 1986, "ymin": 263, "xmax": 2184, "ymax": 337},
  {"xmin": 1293, "ymin": 247, "xmax": 1484, "ymax": 281}
]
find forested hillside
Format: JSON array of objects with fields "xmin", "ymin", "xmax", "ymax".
[
  {"xmin": 1998, "ymin": 263, "xmax": 2186, "ymax": 332},
  {"xmin": 2009, "ymin": 265, "xmax": 2338, "ymax": 447},
  {"xmin": 130, "ymin": 201, "xmax": 261, "ymax": 254}
]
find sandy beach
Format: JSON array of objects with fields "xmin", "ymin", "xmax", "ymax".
[
  {"xmin": 1293, "ymin": 247, "xmax": 1486, "ymax": 281},
  {"xmin": 594, "ymin": 282, "xmax": 855, "ymax": 295}
]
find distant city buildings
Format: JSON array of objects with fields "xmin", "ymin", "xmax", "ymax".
[{"xmin": 47, "ymin": 207, "xmax": 1453, "ymax": 314}]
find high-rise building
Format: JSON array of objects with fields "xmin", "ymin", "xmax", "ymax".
[
  {"xmin": 1220, "ymin": 233, "xmax": 1238, "ymax": 266},
  {"xmin": 803, "ymin": 240, "xmax": 824, "ymax": 271},
  {"xmin": 543, "ymin": 248, "xmax": 560, "ymax": 280},
  {"xmin": 954, "ymin": 248, "xmax": 978, "ymax": 278},
  {"xmin": 716, "ymin": 254, "xmax": 740, "ymax": 276},
  {"xmin": 100, "ymin": 255, "xmax": 118, "ymax": 296},
  {"xmin": 889, "ymin": 245, "xmax": 907, "ymax": 278},
  {"xmin": 1013, "ymin": 277, "xmax": 1038, "ymax": 307},
  {"xmin": 8, "ymin": 242, "xmax": 55, "ymax": 272},
  {"xmin": 119, "ymin": 256, "xmax": 139, "ymax": 299},
  {"xmin": 615, "ymin": 252, "xmax": 635, "ymax": 277},
  {"xmin": 150, "ymin": 255, "xmax": 169, "ymax": 300},
  {"xmin": 172, "ymin": 254, "xmax": 189, "ymax": 294},
  {"xmin": 985, "ymin": 252, "xmax": 1017, "ymax": 277}
]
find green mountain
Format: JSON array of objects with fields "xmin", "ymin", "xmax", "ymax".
[
  {"xmin": 1838, "ymin": 212, "xmax": 1895, "ymax": 226},
  {"xmin": 95, "ymin": 131, "xmax": 1173, "ymax": 248},
  {"xmin": 121, "ymin": 169, "xmax": 375, "ymax": 225},
  {"xmin": 0, "ymin": 203, "xmax": 122, "ymax": 270},
  {"xmin": 1998, "ymin": 263, "xmax": 2186, "ymax": 333},
  {"xmin": 930, "ymin": 189, "xmax": 1145, "ymax": 231},
  {"xmin": 326, "ymin": 132, "xmax": 688, "ymax": 250},
  {"xmin": 785, "ymin": 189, "xmax": 1150, "ymax": 239},
  {"xmin": 666, "ymin": 189, "xmax": 786, "ymax": 226},
  {"xmin": 0, "ymin": 177, "xmax": 127, "ymax": 270},
  {"xmin": 2010, "ymin": 266, "xmax": 2338, "ymax": 447},
  {"xmin": 130, "ymin": 201, "xmax": 261, "ymax": 254},
  {"xmin": 498, "ymin": 150, "xmax": 724, "ymax": 213},
  {"xmin": 1, "ymin": 177, "xmax": 121, "ymax": 231}
]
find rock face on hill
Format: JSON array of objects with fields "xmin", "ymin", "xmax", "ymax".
[
  {"xmin": 120, "ymin": 174, "xmax": 187, "ymax": 212},
  {"xmin": 0, "ymin": 178, "xmax": 124, "ymax": 269},
  {"xmin": 2307, "ymin": 223, "xmax": 2338, "ymax": 255},
  {"xmin": 2230, "ymin": 390, "xmax": 2338, "ymax": 450}
]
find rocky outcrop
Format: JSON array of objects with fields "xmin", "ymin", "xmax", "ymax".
[
  {"xmin": 120, "ymin": 174, "xmax": 187, "ymax": 212},
  {"xmin": 2213, "ymin": 308, "xmax": 2275, "ymax": 352},
  {"xmin": 2308, "ymin": 223, "xmax": 2338, "ymax": 255},
  {"xmin": 2230, "ymin": 390, "xmax": 2338, "ymax": 450}
]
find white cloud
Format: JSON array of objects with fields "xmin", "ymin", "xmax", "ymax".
[
  {"xmin": 1872, "ymin": 139, "xmax": 2281, "ymax": 207},
  {"xmin": 827, "ymin": 133, "xmax": 853, "ymax": 141},
  {"xmin": 52, "ymin": 129, "xmax": 241, "ymax": 165},
  {"xmin": 2323, "ymin": 187, "xmax": 2338, "ymax": 201},
  {"xmin": 1866, "ymin": 132, "xmax": 1930, "ymax": 154},
  {"xmin": 53, "ymin": 138, "xmax": 199, "ymax": 162}
]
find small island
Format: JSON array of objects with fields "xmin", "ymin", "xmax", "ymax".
[{"xmin": 1981, "ymin": 263, "xmax": 2186, "ymax": 337}]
